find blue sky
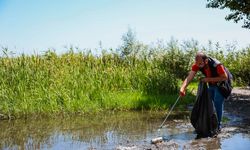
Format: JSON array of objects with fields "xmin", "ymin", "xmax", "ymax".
[{"xmin": 0, "ymin": 0, "xmax": 249, "ymax": 54}]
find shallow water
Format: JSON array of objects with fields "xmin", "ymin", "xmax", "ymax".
[{"xmin": 0, "ymin": 111, "xmax": 249, "ymax": 150}]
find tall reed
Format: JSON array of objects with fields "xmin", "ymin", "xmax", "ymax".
[
  {"xmin": 0, "ymin": 38, "xmax": 249, "ymax": 118},
  {"xmin": 0, "ymin": 49, "xmax": 182, "ymax": 118}
]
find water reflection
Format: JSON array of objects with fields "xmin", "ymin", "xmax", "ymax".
[
  {"xmin": 0, "ymin": 111, "xmax": 250, "ymax": 149},
  {"xmin": 0, "ymin": 111, "xmax": 165, "ymax": 149}
]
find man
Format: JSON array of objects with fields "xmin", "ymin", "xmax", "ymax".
[{"xmin": 180, "ymin": 52, "xmax": 228, "ymax": 130}]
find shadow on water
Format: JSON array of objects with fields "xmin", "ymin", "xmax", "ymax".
[{"xmin": 0, "ymin": 111, "xmax": 250, "ymax": 149}]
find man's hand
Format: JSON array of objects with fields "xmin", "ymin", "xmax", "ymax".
[
  {"xmin": 180, "ymin": 88, "xmax": 186, "ymax": 97},
  {"xmin": 180, "ymin": 70, "xmax": 196, "ymax": 97}
]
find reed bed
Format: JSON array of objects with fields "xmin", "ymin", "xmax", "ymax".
[
  {"xmin": 0, "ymin": 38, "xmax": 249, "ymax": 118},
  {"xmin": 0, "ymin": 50, "xmax": 185, "ymax": 118}
]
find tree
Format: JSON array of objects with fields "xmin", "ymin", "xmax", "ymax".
[
  {"xmin": 206, "ymin": 0, "xmax": 250, "ymax": 29},
  {"xmin": 120, "ymin": 27, "xmax": 137, "ymax": 57},
  {"xmin": 119, "ymin": 28, "xmax": 146, "ymax": 58}
]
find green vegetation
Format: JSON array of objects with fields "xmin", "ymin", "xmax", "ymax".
[
  {"xmin": 0, "ymin": 30, "xmax": 249, "ymax": 119},
  {"xmin": 0, "ymin": 48, "xmax": 195, "ymax": 119},
  {"xmin": 207, "ymin": 0, "xmax": 250, "ymax": 29}
]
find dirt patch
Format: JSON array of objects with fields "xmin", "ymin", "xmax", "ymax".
[
  {"xmin": 225, "ymin": 87, "xmax": 250, "ymax": 123},
  {"xmin": 116, "ymin": 87, "xmax": 250, "ymax": 150}
]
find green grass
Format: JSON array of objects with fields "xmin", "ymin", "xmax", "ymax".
[
  {"xmin": 0, "ymin": 50, "xmax": 194, "ymax": 119},
  {"xmin": 104, "ymin": 90, "xmax": 195, "ymax": 111},
  {"xmin": 1, "ymin": 35, "xmax": 249, "ymax": 120}
]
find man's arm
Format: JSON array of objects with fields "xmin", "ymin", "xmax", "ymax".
[
  {"xmin": 201, "ymin": 73, "xmax": 228, "ymax": 82},
  {"xmin": 180, "ymin": 70, "xmax": 196, "ymax": 96},
  {"xmin": 201, "ymin": 65, "xmax": 228, "ymax": 82}
]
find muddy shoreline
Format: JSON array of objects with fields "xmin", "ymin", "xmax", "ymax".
[
  {"xmin": 0, "ymin": 87, "xmax": 249, "ymax": 149},
  {"xmin": 117, "ymin": 87, "xmax": 250, "ymax": 150},
  {"xmin": 225, "ymin": 87, "xmax": 250, "ymax": 122}
]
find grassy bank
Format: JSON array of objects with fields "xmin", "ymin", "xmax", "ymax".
[
  {"xmin": 0, "ymin": 50, "xmax": 196, "ymax": 119},
  {"xmin": 1, "ymin": 35, "xmax": 249, "ymax": 119}
]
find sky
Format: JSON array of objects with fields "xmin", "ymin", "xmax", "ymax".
[{"xmin": 0, "ymin": 0, "xmax": 249, "ymax": 55}]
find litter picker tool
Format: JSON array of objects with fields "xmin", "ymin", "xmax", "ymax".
[{"xmin": 159, "ymin": 95, "xmax": 181, "ymax": 128}]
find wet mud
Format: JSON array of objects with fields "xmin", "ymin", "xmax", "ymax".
[{"xmin": 117, "ymin": 87, "xmax": 250, "ymax": 150}]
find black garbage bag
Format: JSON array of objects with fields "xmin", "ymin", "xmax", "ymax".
[{"xmin": 191, "ymin": 82, "xmax": 218, "ymax": 138}]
